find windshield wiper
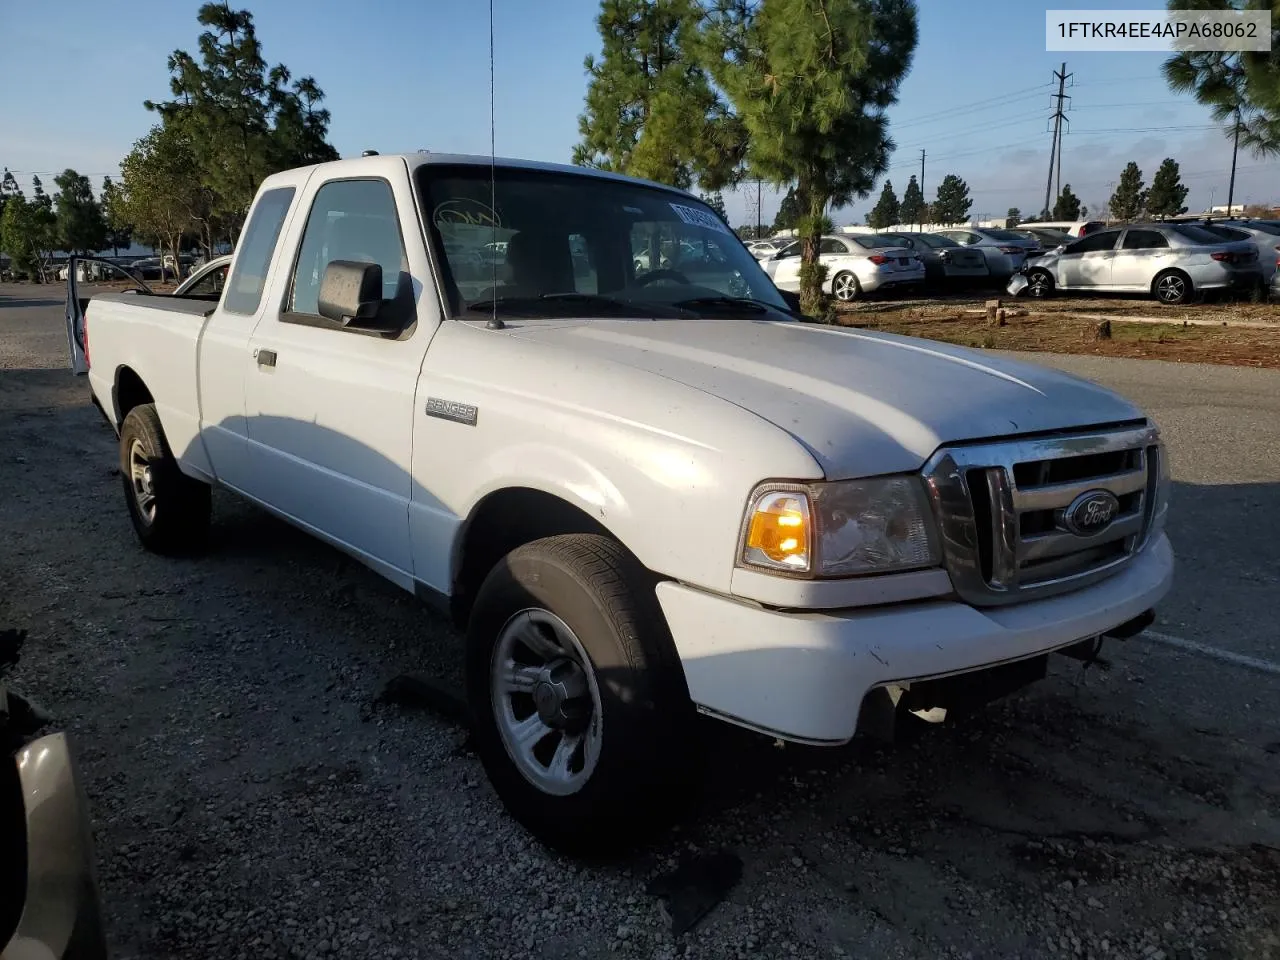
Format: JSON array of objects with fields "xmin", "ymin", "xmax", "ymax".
[
  {"xmin": 466, "ymin": 292, "xmax": 692, "ymax": 318},
  {"xmin": 672, "ymin": 295, "xmax": 777, "ymax": 315}
]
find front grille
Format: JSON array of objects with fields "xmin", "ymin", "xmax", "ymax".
[{"xmin": 922, "ymin": 423, "xmax": 1161, "ymax": 606}]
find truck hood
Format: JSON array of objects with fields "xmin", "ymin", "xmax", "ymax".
[{"xmin": 506, "ymin": 318, "xmax": 1145, "ymax": 478}]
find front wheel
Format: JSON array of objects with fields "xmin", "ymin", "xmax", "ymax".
[
  {"xmin": 1153, "ymin": 269, "xmax": 1192, "ymax": 305},
  {"xmin": 465, "ymin": 534, "xmax": 696, "ymax": 856},
  {"xmin": 1026, "ymin": 268, "xmax": 1054, "ymax": 298},
  {"xmin": 831, "ymin": 270, "xmax": 861, "ymax": 302},
  {"xmin": 119, "ymin": 403, "xmax": 211, "ymax": 554}
]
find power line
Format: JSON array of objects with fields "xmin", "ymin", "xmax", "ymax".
[{"xmin": 889, "ymin": 84, "xmax": 1053, "ymax": 129}]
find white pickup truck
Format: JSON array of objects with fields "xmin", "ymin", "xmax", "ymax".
[{"xmin": 66, "ymin": 153, "xmax": 1174, "ymax": 854}]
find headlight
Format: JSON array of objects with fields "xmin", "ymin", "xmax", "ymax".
[
  {"xmin": 1148, "ymin": 440, "xmax": 1172, "ymax": 539},
  {"xmin": 739, "ymin": 476, "xmax": 940, "ymax": 578}
]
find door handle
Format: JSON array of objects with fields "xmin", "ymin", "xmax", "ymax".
[{"xmin": 255, "ymin": 348, "xmax": 277, "ymax": 368}]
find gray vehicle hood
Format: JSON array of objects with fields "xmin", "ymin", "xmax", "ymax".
[{"xmin": 507, "ymin": 318, "xmax": 1145, "ymax": 478}]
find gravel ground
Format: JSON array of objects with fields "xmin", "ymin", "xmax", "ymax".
[{"xmin": 2, "ymin": 285, "xmax": 1279, "ymax": 959}]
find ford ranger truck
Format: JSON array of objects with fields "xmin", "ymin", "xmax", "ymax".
[{"xmin": 65, "ymin": 153, "xmax": 1174, "ymax": 854}]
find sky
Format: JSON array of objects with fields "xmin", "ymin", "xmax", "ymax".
[{"xmin": 2, "ymin": 0, "xmax": 1276, "ymax": 229}]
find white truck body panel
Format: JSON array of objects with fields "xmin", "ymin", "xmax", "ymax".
[{"xmin": 73, "ymin": 153, "xmax": 1174, "ymax": 745}]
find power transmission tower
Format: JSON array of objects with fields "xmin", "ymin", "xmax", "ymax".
[{"xmin": 1043, "ymin": 62, "xmax": 1072, "ymax": 218}]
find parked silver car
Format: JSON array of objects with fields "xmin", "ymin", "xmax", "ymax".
[
  {"xmin": 764, "ymin": 234, "xmax": 925, "ymax": 300},
  {"xmin": 1194, "ymin": 221, "xmax": 1280, "ymax": 286},
  {"xmin": 877, "ymin": 232, "xmax": 989, "ymax": 283},
  {"xmin": 932, "ymin": 227, "xmax": 1038, "ymax": 279},
  {"xmin": 1009, "ymin": 222, "xmax": 1264, "ymax": 304}
]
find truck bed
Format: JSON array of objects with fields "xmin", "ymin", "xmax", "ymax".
[{"xmin": 90, "ymin": 292, "xmax": 220, "ymax": 319}]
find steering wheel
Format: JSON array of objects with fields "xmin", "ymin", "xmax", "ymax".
[{"xmin": 634, "ymin": 268, "xmax": 691, "ymax": 286}]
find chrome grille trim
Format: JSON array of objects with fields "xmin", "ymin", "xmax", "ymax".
[{"xmin": 921, "ymin": 423, "xmax": 1160, "ymax": 607}]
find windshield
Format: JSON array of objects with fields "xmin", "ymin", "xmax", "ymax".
[
  {"xmin": 416, "ymin": 164, "xmax": 789, "ymax": 318},
  {"xmin": 982, "ymin": 228, "xmax": 1032, "ymax": 242},
  {"xmin": 913, "ymin": 233, "xmax": 958, "ymax": 248}
]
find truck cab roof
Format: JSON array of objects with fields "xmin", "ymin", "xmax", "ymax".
[{"xmin": 258, "ymin": 152, "xmax": 696, "ymax": 201}]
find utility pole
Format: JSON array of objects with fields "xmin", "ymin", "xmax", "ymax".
[
  {"xmin": 1227, "ymin": 111, "xmax": 1240, "ymax": 216},
  {"xmin": 919, "ymin": 149, "xmax": 925, "ymax": 231},
  {"xmin": 1044, "ymin": 62, "xmax": 1072, "ymax": 218}
]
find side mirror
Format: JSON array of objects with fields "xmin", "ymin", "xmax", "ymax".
[
  {"xmin": 778, "ymin": 289, "xmax": 803, "ymax": 314},
  {"xmin": 318, "ymin": 260, "xmax": 385, "ymax": 327}
]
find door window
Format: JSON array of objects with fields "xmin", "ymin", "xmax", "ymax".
[
  {"xmin": 289, "ymin": 179, "xmax": 408, "ymax": 317},
  {"xmin": 819, "ymin": 237, "xmax": 850, "ymax": 255},
  {"xmin": 184, "ymin": 263, "xmax": 229, "ymax": 297},
  {"xmin": 1120, "ymin": 230, "xmax": 1170, "ymax": 250},
  {"xmin": 223, "ymin": 187, "xmax": 295, "ymax": 315},
  {"xmin": 1064, "ymin": 231, "xmax": 1120, "ymax": 255}
]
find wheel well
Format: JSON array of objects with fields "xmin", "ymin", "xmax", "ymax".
[
  {"xmin": 114, "ymin": 367, "xmax": 153, "ymax": 426},
  {"xmin": 451, "ymin": 488, "xmax": 615, "ymax": 628},
  {"xmin": 1151, "ymin": 267, "xmax": 1190, "ymax": 292}
]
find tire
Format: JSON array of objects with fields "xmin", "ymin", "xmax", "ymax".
[
  {"xmin": 465, "ymin": 534, "xmax": 697, "ymax": 857},
  {"xmin": 1153, "ymin": 269, "xmax": 1192, "ymax": 306},
  {"xmin": 831, "ymin": 271, "xmax": 861, "ymax": 302},
  {"xmin": 119, "ymin": 403, "xmax": 211, "ymax": 554},
  {"xmin": 1026, "ymin": 268, "xmax": 1054, "ymax": 298}
]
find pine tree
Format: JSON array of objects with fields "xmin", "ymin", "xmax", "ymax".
[
  {"xmin": 701, "ymin": 0, "xmax": 918, "ymax": 315},
  {"xmin": 574, "ymin": 0, "xmax": 744, "ymax": 189},
  {"xmin": 773, "ymin": 186, "xmax": 801, "ymax": 231},
  {"xmin": 1053, "ymin": 185, "xmax": 1081, "ymax": 220},
  {"xmin": 931, "ymin": 174, "xmax": 972, "ymax": 224},
  {"xmin": 700, "ymin": 191, "xmax": 728, "ymax": 220},
  {"xmin": 53, "ymin": 169, "xmax": 110, "ymax": 255},
  {"xmin": 1108, "ymin": 162, "xmax": 1146, "ymax": 221},
  {"xmin": 1005, "ymin": 206, "xmax": 1022, "ymax": 228},
  {"xmin": 867, "ymin": 181, "xmax": 900, "ymax": 229},
  {"xmin": 899, "ymin": 175, "xmax": 925, "ymax": 226},
  {"xmin": 1145, "ymin": 158, "xmax": 1189, "ymax": 217},
  {"xmin": 145, "ymin": 4, "xmax": 338, "ymax": 237}
]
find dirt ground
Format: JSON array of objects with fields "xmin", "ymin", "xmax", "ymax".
[
  {"xmin": 836, "ymin": 292, "xmax": 1280, "ymax": 368},
  {"xmin": 2, "ymin": 285, "xmax": 1279, "ymax": 959}
]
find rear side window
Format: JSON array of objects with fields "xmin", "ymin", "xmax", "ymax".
[
  {"xmin": 289, "ymin": 179, "xmax": 407, "ymax": 316},
  {"xmin": 1121, "ymin": 230, "xmax": 1169, "ymax": 250},
  {"xmin": 223, "ymin": 187, "xmax": 295, "ymax": 315},
  {"xmin": 1201, "ymin": 225, "xmax": 1250, "ymax": 242},
  {"xmin": 819, "ymin": 237, "xmax": 850, "ymax": 254},
  {"xmin": 1170, "ymin": 224, "xmax": 1224, "ymax": 245}
]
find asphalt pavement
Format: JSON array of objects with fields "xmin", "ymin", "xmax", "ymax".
[{"xmin": 3, "ymin": 285, "xmax": 1278, "ymax": 960}]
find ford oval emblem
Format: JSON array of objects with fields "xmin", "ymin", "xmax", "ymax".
[{"xmin": 1062, "ymin": 489, "xmax": 1120, "ymax": 537}]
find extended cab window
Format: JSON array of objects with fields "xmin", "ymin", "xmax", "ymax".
[
  {"xmin": 289, "ymin": 179, "xmax": 407, "ymax": 317},
  {"xmin": 223, "ymin": 187, "xmax": 295, "ymax": 315}
]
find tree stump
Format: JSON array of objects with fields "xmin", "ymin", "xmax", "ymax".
[
  {"xmin": 1089, "ymin": 319, "xmax": 1113, "ymax": 340},
  {"xmin": 985, "ymin": 299, "xmax": 1001, "ymax": 325}
]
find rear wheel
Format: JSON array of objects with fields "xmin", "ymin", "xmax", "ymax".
[
  {"xmin": 465, "ymin": 534, "xmax": 697, "ymax": 857},
  {"xmin": 119, "ymin": 404, "xmax": 211, "ymax": 554},
  {"xmin": 831, "ymin": 271, "xmax": 861, "ymax": 302},
  {"xmin": 1153, "ymin": 269, "xmax": 1192, "ymax": 305}
]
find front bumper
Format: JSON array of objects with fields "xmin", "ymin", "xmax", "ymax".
[
  {"xmin": 3, "ymin": 733, "xmax": 107, "ymax": 959},
  {"xmin": 657, "ymin": 532, "xmax": 1174, "ymax": 744}
]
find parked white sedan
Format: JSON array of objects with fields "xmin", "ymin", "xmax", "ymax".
[{"xmin": 765, "ymin": 234, "xmax": 925, "ymax": 301}]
